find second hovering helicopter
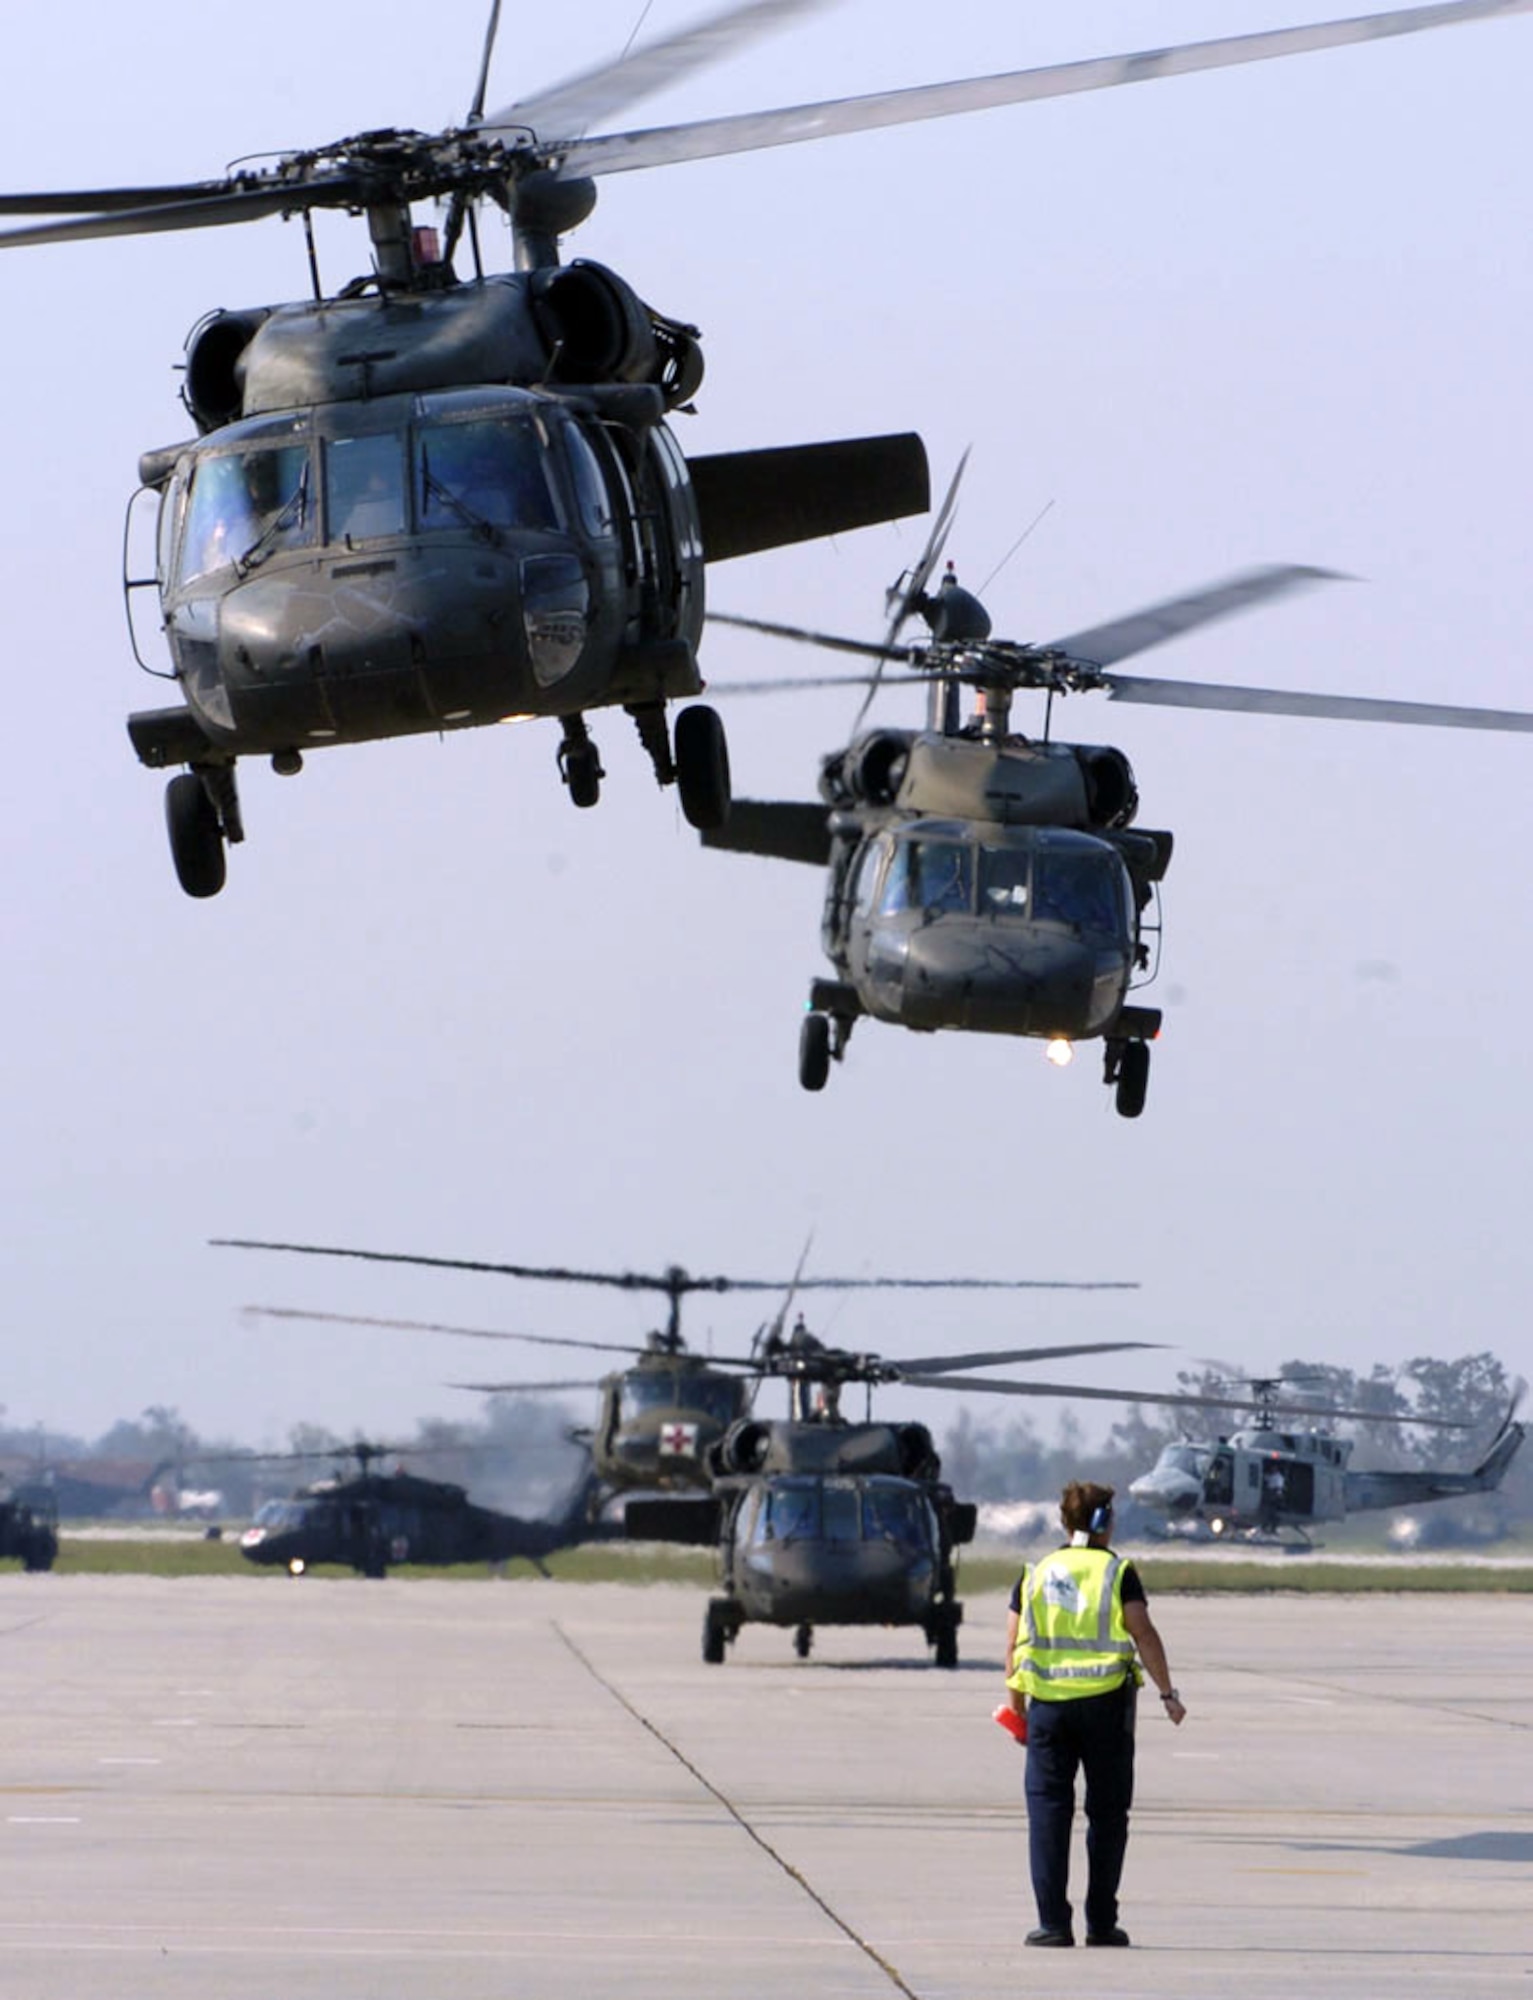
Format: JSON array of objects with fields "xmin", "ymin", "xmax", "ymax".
[{"xmin": 707, "ymin": 530, "xmax": 1533, "ymax": 1116}]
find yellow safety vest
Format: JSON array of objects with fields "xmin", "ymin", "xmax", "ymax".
[{"xmin": 1006, "ymin": 1545, "xmax": 1137, "ymax": 1702}]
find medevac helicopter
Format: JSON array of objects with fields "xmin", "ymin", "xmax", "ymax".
[
  {"xmin": 225, "ymin": 1235, "xmax": 1138, "ymax": 1494},
  {"xmin": 706, "ymin": 511, "xmax": 1533, "ymax": 1116},
  {"xmin": 229, "ymin": 1439, "xmax": 609, "ymax": 1577},
  {"xmin": 4, "ymin": 1, "xmax": 1530, "ymax": 895},
  {"xmin": 1127, "ymin": 1377, "xmax": 1525, "ymax": 1547}
]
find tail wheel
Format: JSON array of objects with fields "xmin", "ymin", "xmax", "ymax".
[
  {"xmin": 1115, "ymin": 1040, "xmax": 1150, "ymax": 1119},
  {"xmin": 674, "ymin": 704, "xmax": 730, "ymax": 830},
  {"xmin": 165, "ymin": 773, "xmax": 226, "ymax": 898},
  {"xmin": 799, "ymin": 1011, "xmax": 831, "ymax": 1091}
]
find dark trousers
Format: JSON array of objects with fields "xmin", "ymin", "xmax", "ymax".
[{"xmin": 1024, "ymin": 1679, "xmax": 1136, "ymax": 1935}]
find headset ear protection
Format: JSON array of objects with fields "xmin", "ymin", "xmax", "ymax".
[{"xmin": 1089, "ymin": 1500, "xmax": 1112, "ymax": 1534}]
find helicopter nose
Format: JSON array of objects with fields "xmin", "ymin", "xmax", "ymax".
[
  {"xmin": 214, "ymin": 543, "xmax": 590, "ymax": 747},
  {"xmin": 897, "ymin": 927, "xmax": 1110, "ymax": 1036}
]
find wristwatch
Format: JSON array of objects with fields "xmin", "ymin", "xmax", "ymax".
[{"xmin": 1160, "ymin": 1688, "xmax": 1181, "ymax": 1703}]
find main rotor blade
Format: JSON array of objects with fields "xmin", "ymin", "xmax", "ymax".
[
  {"xmin": 445, "ymin": 1377, "xmax": 599, "ymax": 1392},
  {"xmin": 484, "ymin": 0, "xmax": 843, "ymax": 144},
  {"xmin": 903, "ymin": 1375, "xmax": 1469, "ymax": 1424},
  {"xmin": 710, "ymin": 611, "xmax": 904, "ymax": 663},
  {"xmin": 0, "ymin": 175, "xmax": 366, "ymax": 251},
  {"xmin": 214, "ymin": 1239, "xmax": 1136, "ymax": 1292},
  {"xmin": 856, "ymin": 450, "xmax": 971, "ymax": 729},
  {"xmin": 467, "ymin": 0, "xmax": 506, "ymax": 124},
  {"xmin": 1101, "ymin": 674, "xmax": 1533, "ymax": 733},
  {"xmin": 546, "ymin": 0, "xmax": 1533, "ymax": 178},
  {"xmin": 896, "ymin": 1340, "xmax": 1161, "ymax": 1374},
  {"xmin": 0, "ymin": 181, "xmax": 248, "ymax": 216},
  {"xmin": 242, "ymin": 1305, "xmax": 672, "ymax": 1356},
  {"xmin": 1049, "ymin": 565, "xmax": 1343, "ymax": 669}
]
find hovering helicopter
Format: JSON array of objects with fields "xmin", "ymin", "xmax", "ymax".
[
  {"xmin": 233, "ymin": 1440, "xmax": 608, "ymax": 1577},
  {"xmin": 4, "ymin": 2, "xmax": 1529, "ymax": 896},
  {"xmin": 622, "ymin": 1318, "xmax": 1218, "ymax": 1669},
  {"xmin": 226, "ymin": 1237, "xmax": 1139, "ymax": 1494},
  {"xmin": 706, "ymin": 519, "xmax": 1533, "ymax": 1115},
  {"xmin": 1127, "ymin": 1378, "xmax": 1526, "ymax": 1547}
]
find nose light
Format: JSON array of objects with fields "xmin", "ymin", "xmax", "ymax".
[{"xmin": 1045, "ymin": 1038, "xmax": 1074, "ymax": 1068}]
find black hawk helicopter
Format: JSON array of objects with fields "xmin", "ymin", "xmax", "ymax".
[
  {"xmin": 706, "ymin": 516, "xmax": 1533, "ymax": 1116},
  {"xmin": 223, "ymin": 1235, "xmax": 1138, "ymax": 1495},
  {"xmin": 0, "ymin": 1481, "xmax": 60, "ymax": 1574},
  {"xmin": 623, "ymin": 1316, "xmax": 1179, "ymax": 1668},
  {"xmin": 230, "ymin": 1439, "xmax": 609, "ymax": 1577},
  {"xmin": 1127, "ymin": 1376, "xmax": 1525, "ymax": 1547},
  {"xmin": 3, "ymin": 1, "xmax": 1529, "ymax": 895}
]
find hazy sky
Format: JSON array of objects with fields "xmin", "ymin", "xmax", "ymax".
[{"xmin": 3, "ymin": 1, "xmax": 1530, "ymax": 1455}]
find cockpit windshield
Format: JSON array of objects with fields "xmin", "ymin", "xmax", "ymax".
[
  {"xmin": 179, "ymin": 444, "xmax": 312, "ymax": 582},
  {"xmin": 749, "ymin": 1478, "xmax": 933, "ymax": 1548},
  {"xmin": 251, "ymin": 1499, "xmax": 307, "ymax": 1531},
  {"xmin": 1033, "ymin": 849, "xmax": 1128, "ymax": 939},
  {"xmin": 977, "ymin": 845, "xmax": 1032, "ymax": 914},
  {"xmin": 879, "ymin": 837, "xmax": 973, "ymax": 916},
  {"xmin": 417, "ymin": 418, "xmax": 558, "ymax": 535}
]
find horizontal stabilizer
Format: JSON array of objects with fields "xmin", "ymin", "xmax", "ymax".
[
  {"xmin": 700, "ymin": 798, "xmax": 830, "ymax": 865},
  {"xmin": 691, "ymin": 432, "xmax": 929, "ymax": 564}
]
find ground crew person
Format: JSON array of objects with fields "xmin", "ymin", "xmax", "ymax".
[{"xmin": 1005, "ymin": 1480, "xmax": 1186, "ymax": 1947}]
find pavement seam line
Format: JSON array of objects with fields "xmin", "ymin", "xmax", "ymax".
[{"xmin": 552, "ymin": 1620, "xmax": 924, "ymax": 2000}]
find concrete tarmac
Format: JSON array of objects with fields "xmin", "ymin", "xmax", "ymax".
[{"xmin": 0, "ymin": 1574, "xmax": 1527, "ymax": 1998}]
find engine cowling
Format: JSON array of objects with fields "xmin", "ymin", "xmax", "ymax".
[
  {"xmin": 825, "ymin": 729, "xmax": 914, "ymax": 808},
  {"xmin": 1073, "ymin": 745, "xmax": 1139, "ymax": 829},
  {"xmin": 707, "ymin": 1420, "xmax": 772, "ymax": 1478},
  {"xmin": 183, "ymin": 308, "xmax": 272, "ymax": 433}
]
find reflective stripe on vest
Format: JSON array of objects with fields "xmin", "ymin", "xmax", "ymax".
[{"xmin": 1007, "ymin": 1546, "xmax": 1135, "ymax": 1701}]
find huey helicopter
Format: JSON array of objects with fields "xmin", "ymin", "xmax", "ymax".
[
  {"xmin": 0, "ymin": 1481, "xmax": 60, "ymax": 1574},
  {"xmin": 623, "ymin": 1316, "xmax": 1189, "ymax": 1668},
  {"xmin": 228, "ymin": 1438, "xmax": 609, "ymax": 1577},
  {"xmin": 4, "ymin": 3, "xmax": 1530, "ymax": 894},
  {"xmin": 705, "ymin": 500, "xmax": 1533, "ymax": 1115},
  {"xmin": 1127, "ymin": 1377, "xmax": 1526, "ymax": 1547},
  {"xmin": 225, "ymin": 1236, "xmax": 1139, "ymax": 1495}
]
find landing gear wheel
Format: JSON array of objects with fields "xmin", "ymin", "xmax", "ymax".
[
  {"xmin": 674, "ymin": 704, "xmax": 730, "ymax": 831},
  {"xmin": 1115, "ymin": 1040, "xmax": 1150, "ymax": 1120},
  {"xmin": 932, "ymin": 1615, "xmax": 959, "ymax": 1670},
  {"xmin": 799, "ymin": 1011, "xmax": 831, "ymax": 1092},
  {"xmin": 702, "ymin": 1600, "xmax": 730, "ymax": 1665},
  {"xmin": 165, "ymin": 773, "xmax": 226, "ymax": 899},
  {"xmin": 794, "ymin": 1622, "xmax": 813, "ymax": 1660},
  {"xmin": 22, "ymin": 1527, "xmax": 57, "ymax": 1574},
  {"xmin": 560, "ymin": 743, "xmax": 602, "ymax": 809}
]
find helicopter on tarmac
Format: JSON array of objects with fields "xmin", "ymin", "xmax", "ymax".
[
  {"xmin": 227, "ymin": 1238, "xmax": 1140, "ymax": 1495},
  {"xmin": 1127, "ymin": 1377, "xmax": 1526, "ymax": 1547},
  {"xmin": 625, "ymin": 1317, "xmax": 1182, "ymax": 1668},
  {"xmin": 706, "ymin": 521, "xmax": 1533, "ymax": 1115},
  {"xmin": 232, "ymin": 1439, "xmax": 609, "ymax": 1577},
  {"xmin": 0, "ymin": 1481, "xmax": 60, "ymax": 1573},
  {"xmin": 3, "ymin": 3, "xmax": 1528, "ymax": 895}
]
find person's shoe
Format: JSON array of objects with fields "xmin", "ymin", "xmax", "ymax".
[
  {"xmin": 1085, "ymin": 1926, "xmax": 1131, "ymax": 1947},
  {"xmin": 1025, "ymin": 1927, "xmax": 1074, "ymax": 1947}
]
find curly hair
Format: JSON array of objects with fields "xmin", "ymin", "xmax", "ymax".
[{"xmin": 1060, "ymin": 1481, "xmax": 1115, "ymax": 1536}]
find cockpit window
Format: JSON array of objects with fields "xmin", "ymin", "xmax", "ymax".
[
  {"xmin": 1033, "ymin": 850, "xmax": 1127, "ymax": 939},
  {"xmin": 563, "ymin": 424, "xmax": 617, "ymax": 537},
  {"xmin": 179, "ymin": 445, "xmax": 312, "ymax": 582},
  {"xmin": 762, "ymin": 1481, "xmax": 819, "ymax": 1542},
  {"xmin": 326, "ymin": 434, "xmax": 406, "ymax": 543},
  {"xmin": 880, "ymin": 838, "xmax": 973, "ymax": 915},
  {"xmin": 862, "ymin": 1483, "xmax": 932, "ymax": 1548},
  {"xmin": 621, "ymin": 1373, "xmax": 683, "ymax": 1415},
  {"xmin": 978, "ymin": 846, "xmax": 1031, "ymax": 913},
  {"xmin": 417, "ymin": 419, "xmax": 558, "ymax": 534},
  {"xmin": 252, "ymin": 1500, "xmax": 307, "ymax": 1530}
]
